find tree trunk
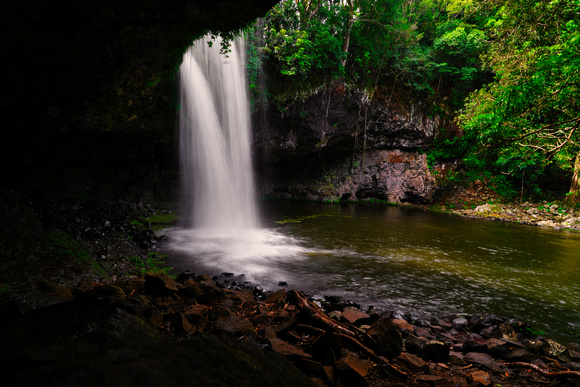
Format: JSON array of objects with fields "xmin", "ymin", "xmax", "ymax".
[
  {"xmin": 341, "ymin": 2, "xmax": 354, "ymax": 68},
  {"xmin": 564, "ymin": 152, "xmax": 580, "ymax": 206}
]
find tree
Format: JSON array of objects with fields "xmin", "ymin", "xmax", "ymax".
[{"xmin": 459, "ymin": 0, "xmax": 580, "ymax": 201}]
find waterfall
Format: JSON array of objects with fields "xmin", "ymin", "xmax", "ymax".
[
  {"xmin": 179, "ymin": 36, "xmax": 258, "ymax": 231},
  {"xmin": 166, "ymin": 35, "xmax": 304, "ymax": 286}
]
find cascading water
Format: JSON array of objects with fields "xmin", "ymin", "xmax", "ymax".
[
  {"xmin": 167, "ymin": 36, "xmax": 306, "ymax": 283},
  {"xmin": 179, "ymin": 36, "xmax": 258, "ymax": 230}
]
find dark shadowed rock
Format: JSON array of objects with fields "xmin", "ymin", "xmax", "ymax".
[
  {"xmin": 208, "ymin": 305, "xmax": 234, "ymax": 321},
  {"xmin": 405, "ymin": 334, "xmax": 428, "ymax": 356},
  {"xmin": 164, "ymin": 312, "xmax": 194, "ymax": 336},
  {"xmin": 505, "ymin": 348, "xmax": 532, "ymax": 362},
  {"xmin": 309, "ymin": 331, "xmax": 343, "ymax": 365},
  {"xmin": 486, "ymin": 338, "xmax": 511, "ymax": 358},
  {"xmin": 196, "ymin": 282, "xmax": 227, "ymax": 304},
  {"xmin": 145, "ymin": 273, "xmax": 178, "ymax": 297},
  {"xmin": 423, "ymin": 340, "xmax": 450, "ymax": 363},
  {"xmin": 293, "ymin": 358, "xmax": 326, "ymax": 380},
  {"xmin": 464, "ymin": 337, "xmax": 489, "ymax": 354},
  {"xmin": 415, "ymin": 374, "xmax": 455, "ymax": 387},
  {"xmin": 0, "ymin": 299, "xmax": 167, "ymax": 363},
  {"xmin": 212, "ymin": 315, "xmax": 255, "ymax": 337},
  {"xmin": 6, "ymin": 334, "xmax": 317, "ymax": 387},
  {"xmin": 336, "ymin": 355, "xmax": 374, "ymax": 386},
  {"xmin": 365, "ymin": 317, "xmax": 403, "ymax": 359},
  {"xmin": 269, "ymin": 337, "xmax": 313, "ymax": 359}
]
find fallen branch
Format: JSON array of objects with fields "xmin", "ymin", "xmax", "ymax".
[
  {"xmin": 508, "ymin": 362, "xmax": 580, "ymax": 378},
  {"xmin": 335, "ymin": 331, "xmax": 382, "ymax": 363},
  {"xmin": 287, "ymin": 290, "xmax": 358, "ymax": 339}
]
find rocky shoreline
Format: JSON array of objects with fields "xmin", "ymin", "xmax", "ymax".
[
  {"xmin": 449, "ymin": 201, "xmax": 580, "ymax": 231},
  {"xmin": 428, "ymin": 180, "xmax": 580, "ymax": 231},
  {"xmin": 1, "ymin": 193, "xmax": 579, "ymax": 386},
  {"xmin": 2, "ymin": 272, "xmax": 579, "ymax": 386}
]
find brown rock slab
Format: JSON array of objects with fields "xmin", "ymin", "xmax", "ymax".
[
  {"xmin": 396, "ymin": 352, "xmax": 429, "ymax": 372},
  {"xmin": 265, "ymin": 288, "xmax": 287, "ymax": 304},
  {"xmin": 414, "ymin": 326, "xmax": 434, "ymax": 339},
  {"xmin": 464, "ymin": 352, "xmax": 502, "ymax": 372},
  {"xmin": 341, "ymin": 307, "xmax": 370, "ymax": 325},
  {"xmin": 269, "ymin": 337, "xmax": 312, "ymax": 359},
  {"xmin": 504, "ymin": 348, "xmax": 531, "ymax": 362},
  {"xmin": 448, "ymin": 351, "xmax": 466, "ymax": 365},
  {"xmin": 264, "ymin": 326, "xmax": 277, "ymax": 339},
  {"xmin": 146, "ymin": 308, "xmax": 164, "ymax": 327},
  {"xmin": 392, "ymin": 318, "xmax": 414, "ymax": 334},
  {"xmin": 466, "ymin": 370, "xmax": 491, "ymax": 386},
  {"xmin": 336, "ymin": 356, "xmax": 374, "ymax": 378},
  {"xmin": 224, "ymin": 288, "xmax": 254, "ymax": 304}
]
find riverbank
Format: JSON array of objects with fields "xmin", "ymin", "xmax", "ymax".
[
  {"xmin": 2, "ymin": 272, "xmax": 579, "ymax": 386},
  {"xmin": 1, "ymin": 192, "xmax": 579, "ymax": 385},
  {"xmin": 430, "ymin": 181, "xmax": 580, "ymax": 231}
]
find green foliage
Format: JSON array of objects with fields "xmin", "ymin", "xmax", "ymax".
[
  {"xmin": 48, "ymin": 231, "xmax": 90, "ymax": 261},
  {"xmin": 263, "ymin": 0, "xmax": 345, "ymax": 89},
  {"xmin": 427, "ymin": 132, "xmax": 475, "ymax": 166},
  {"xmin": 459, "ymin": 0, "xmax": 580, "ymax": 199},
  {"xmin": 47, "ymin": 231, "xmax": 110, "ymax": 279},
  {"xmin": 132, "ymin": 211, "xmax": 175, "ymax": 231},
  {"xmin": 130, "ymin": 252, "xmax": 173, "ymax": 276}
]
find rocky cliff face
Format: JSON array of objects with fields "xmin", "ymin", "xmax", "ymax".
[{"xmin": 255, "ymin": 84, "xmax": 438, "ymax": 204}]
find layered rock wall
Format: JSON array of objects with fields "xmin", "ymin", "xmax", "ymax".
[{"xmin": 255, "ymin": 84, "xmax": 438, "ymax": 204}]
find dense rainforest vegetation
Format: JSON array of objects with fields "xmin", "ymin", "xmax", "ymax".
[{"xmin": 250, "ymin": 0, "xmax": 580, "ymax": 204}]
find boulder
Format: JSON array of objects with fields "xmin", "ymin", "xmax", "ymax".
[
  {"xmin": 145, "ymin": 273, "xmax": 178, "ymax": 297},
  {"xmin": 365, "ymin": 317, "xmax": 403, "ymax": 359},
  {"xmin": 543, "ymin": 339, "xmax": 571, "ymax": 362},
  {"xmin": 423, "ymin": 340, "xmax": 450, "ymax": 363}
]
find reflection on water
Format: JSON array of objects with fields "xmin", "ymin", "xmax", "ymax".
[{"xmin": 162, "ymin": 201, "xmax": 580, "ymax": 343}]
